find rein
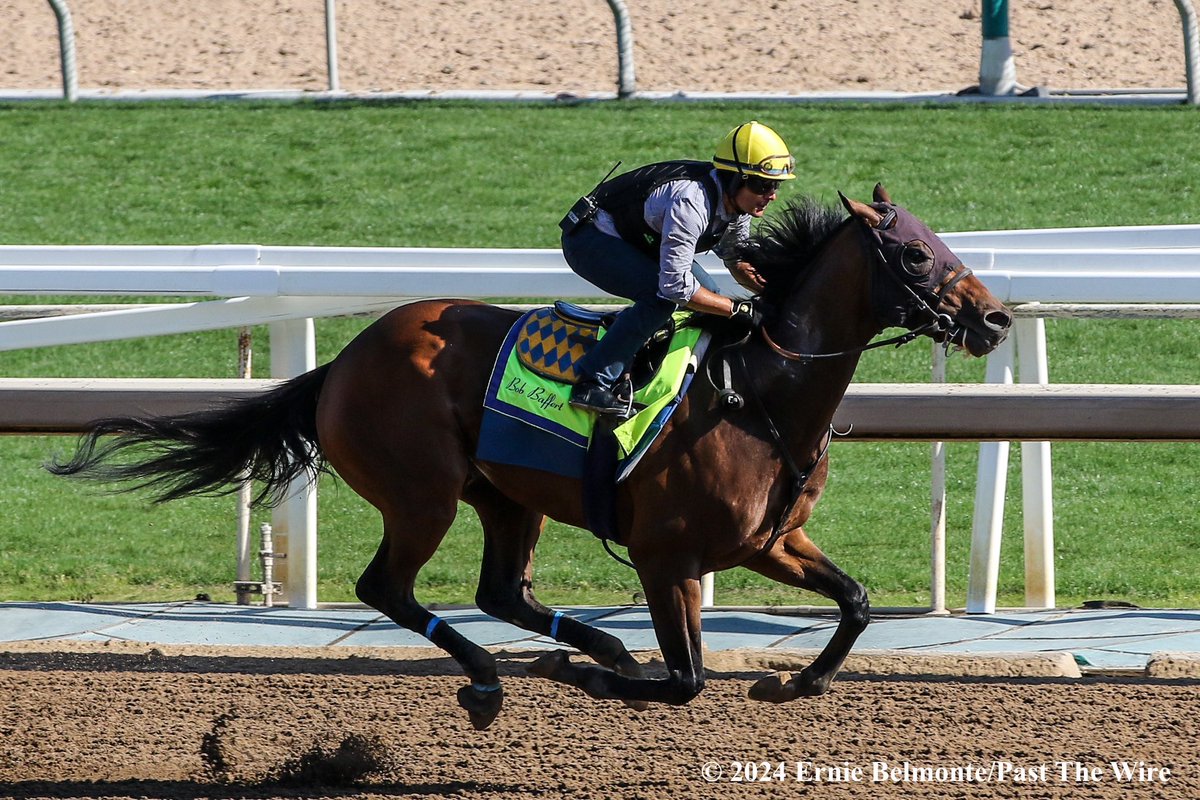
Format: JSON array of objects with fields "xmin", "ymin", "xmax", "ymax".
[
  {"xmin": 759, "ymin": 314, "xmax": 942, "ymax": 362},
  {"xmin": 758, "ymin": 262, "xmax": 974, "ymax": 363}
]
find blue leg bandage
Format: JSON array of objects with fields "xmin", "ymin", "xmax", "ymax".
[{"xmin": 550, "ymin": 610, "xmax": 565, "ymax": 640}]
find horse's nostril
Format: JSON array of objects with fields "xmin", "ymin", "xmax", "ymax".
[{"xmin": 985, "ymin": 309, "xmax": 1013, "ymax": 331}]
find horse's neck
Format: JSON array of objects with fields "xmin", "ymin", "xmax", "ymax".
[
  {"xmin": 743, "ymin": 228, "xmax": 882, "ymax": 454},
  {"xmin": 775, "ymin": 227, "xmax": 880, "ymax": 357}
]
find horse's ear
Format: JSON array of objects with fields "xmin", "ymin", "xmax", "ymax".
[
  {"xmin": 873, "ymin": 183, "xmax": 892, "ymax": 204},
  {"xmin": 839, "ymin": 191, "xmax": 883, "ymax": 226}
]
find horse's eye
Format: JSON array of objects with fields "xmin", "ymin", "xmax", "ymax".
[{"xmin": 901, "ymin": 241, "xmax": 935, "ymax": 276}]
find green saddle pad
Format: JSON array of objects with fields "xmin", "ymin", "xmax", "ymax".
[{"xmin": 484, "ymin": 307, "xmax": 705, "ymax": 465}]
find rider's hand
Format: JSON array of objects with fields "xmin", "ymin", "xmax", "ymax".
[
  {"xmin": 729, "ymin": 261, "xmax": 766, "ymax": 292},
  {"xmin": 729, "ymin": 298, "xmax": 765, "ymax": 329}
]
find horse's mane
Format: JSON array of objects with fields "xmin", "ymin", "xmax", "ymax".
[
  {"xmin": 681, "ymin": 196, "xmax": 847, "ymax": 337},
  {"xmin": 739, "ymin": 196, "xmax": 848, "ymax": 306}
]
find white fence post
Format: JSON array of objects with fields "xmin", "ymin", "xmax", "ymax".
[
  {"xmin": 930, "ymin": 344, "xmax": 948, "ymax": 615},
  {"xmin": 325, "ymin": 0, "xmax": 340, "ymax": 92},
  {"xmin": 269, "ymin": 318, "xmax": 318, "ymax": 608},
  {"xmin": 1017, "ymin": 317, "xmax": 1056, "ymax": 609},
  {"xmin": 966, "ymin": 338, "xmax": 1014, "ymax": 614},
  {"xmin": 965, "ymin": 316, "xmax": 1057, "ymax": 612},
  {"xmin": 1175, "ymin": 0, "xmax": 1200, "ymax": 105},
  {"xmin": 235, "ymin": 327, "xmax": 255, "ymax": 604}
]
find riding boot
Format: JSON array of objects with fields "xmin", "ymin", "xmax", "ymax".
[
  {"xmin": 570, "ymin": 376, "xmax": 633, "ymax": 417},
  {"xmin": 570, "ymin": 297, "xmax": 672, "ymax": 417}
]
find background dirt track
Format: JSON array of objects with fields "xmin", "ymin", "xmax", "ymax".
[
  {"xmin": 1, "ymin": 0, "xmax": 1189, "ymax": 94},
  {"xmin": 1, "ymin": 645, "xmax": 1197, "ymax": 799}
]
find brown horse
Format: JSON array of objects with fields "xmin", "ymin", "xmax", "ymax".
[{"xmin": 51, "ymin": 186, "xmax": 1011, "ymax": 730}]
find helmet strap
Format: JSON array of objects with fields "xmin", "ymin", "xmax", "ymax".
[
  {"xmin": 720, "ymin": 170, "xmax": 744, "ymax": 195},
  {"xmin": 731, "ymin": 122, "xmax": 749, "ymax": 176},
  {"xmin": 719, "ymin": 171, "xmax": 747, "ymax": 214}
]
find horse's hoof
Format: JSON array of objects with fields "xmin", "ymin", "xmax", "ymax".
[
  {"xmin": 456, "ymin": 683, "xmax": 504, "ymax": 731},
  {"xmin": 793, "ymin": 669, "xmax": 833, "ymax": 698},
  {"xmin": 748, "ymin": 671, "xmax": 796, "ymax": 704},
  {"xmin": 526, "ymin": 650, "xmax": 568, "ymax": 680}
]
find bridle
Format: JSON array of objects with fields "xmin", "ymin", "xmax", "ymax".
[
  {"xmin": 759, "ymin": 205, "xmax": 975, "ymax": 363},
  {"xmin": 707, "ymin": 204, "xmax": 974, "ymax": 567}
]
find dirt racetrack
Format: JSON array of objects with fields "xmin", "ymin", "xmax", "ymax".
[
  {"xmin": 1, "ymin": 643, "xmax": 1197, "ymax": 800},
  {"xmin": 1, "ymin": 0, "xmax": 1190, "ymax": 94}
]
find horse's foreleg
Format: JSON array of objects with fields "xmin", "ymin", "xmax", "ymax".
[
  {"xmin": 742, "ymin": 527, "xmax": 870, "ymax": 702},
  {"xmin": 466, "ymin": 481, "xmax": 649, "ymax": 706},
  {"xmin": 527, "ymin": 570, "xmax": 705, "ymax": 706}
]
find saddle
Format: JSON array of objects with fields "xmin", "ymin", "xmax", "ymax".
[
  {"xmin": 479, "ymin": 303, "xmax": 708, "ymax": 546},
  {"xmin": 516, "ymin": 301, "xmax": 677, "ymax": 391}
]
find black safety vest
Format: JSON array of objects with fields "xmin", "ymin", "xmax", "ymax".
[{"xmin": 593, "ymin": 160, "xmax": 728, "ymax": 258}]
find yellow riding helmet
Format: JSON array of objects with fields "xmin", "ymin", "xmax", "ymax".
[{"xmin": 712, "ymin": 121, "xmax": 796, "ymax": 181}]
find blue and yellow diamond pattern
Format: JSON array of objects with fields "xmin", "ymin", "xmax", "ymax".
[{"xmin": 515, "ymin": 307, "xmax": 598, "ymax": 384}]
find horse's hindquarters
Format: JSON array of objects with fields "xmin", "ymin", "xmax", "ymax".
[{"xmin": 315, "ymin": 300, "xmax": 514, "ymax": 511}]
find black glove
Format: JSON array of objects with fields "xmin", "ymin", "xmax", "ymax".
[{"xmin": 729, "ymin": 298, "xmax": 764, "ymax": 329}]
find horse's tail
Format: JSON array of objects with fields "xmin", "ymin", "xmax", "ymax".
[{"xmin": 47, "ymin": 364, "xmax": 332, "ymax": 507}]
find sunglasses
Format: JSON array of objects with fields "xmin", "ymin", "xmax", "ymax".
[{"xmin": 744, "ymin": 176, "xmax": 783, "ymax": 196}]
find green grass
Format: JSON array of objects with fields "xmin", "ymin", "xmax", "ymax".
[{"xmin": 0, "ymin": 100, "xmax": 1198, "ymax": 610}]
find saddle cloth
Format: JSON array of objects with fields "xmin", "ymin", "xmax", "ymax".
[{"xmin": 476, "ymin": 306, "xmax": 707, "ymax": 480}]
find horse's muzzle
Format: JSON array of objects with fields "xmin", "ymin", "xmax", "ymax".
[{"xmin": 958, "ymin": 307, "xmax": 1013, "ymax": 356}]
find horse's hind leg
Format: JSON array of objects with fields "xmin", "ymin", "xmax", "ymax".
[
  {"xmin": 355, "ymin": 508, "xmax": 505, "ymax": 731},
  {"xmin": 464, "ymin": 476, "xmax": 648, "ymax": 702},
  {"xmin": 528, "ymin": 561, "xmax": 707, "ymax": 707},
  {"xmin": 742, "ymin": 527, "xmax": 870, "ymax": 702}
]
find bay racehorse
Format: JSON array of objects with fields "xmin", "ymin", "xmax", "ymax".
[{"xmin": 50, "ymin": 185, "xmax": 1011, "ymax": 730}]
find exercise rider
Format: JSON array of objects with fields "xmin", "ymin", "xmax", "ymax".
[{"xmin": 559, "ymin": 120, "xmax": 796, "ymax": 416}]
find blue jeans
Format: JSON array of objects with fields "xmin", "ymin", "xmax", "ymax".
[{"xmin": 562, "ymin": 223, "xmax": 718, "ymax": 388}]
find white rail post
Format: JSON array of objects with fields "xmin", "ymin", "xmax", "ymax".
[
  {"xmin": 966, "ymin": 336, "xmax": 1014, "ymax": 613},
  {"xmin": 325, "ymin": 0, "xmax": 340, "ymax": 92},
  {"xmin": 700, "ymin": 572, "xmax": 714, "ymax": 608},
  {"xmin": 46, "ymin": 0, "xmax": 78, "ymax": 102},
  {"xmin": 1175, "ymin": 0, "xmax": 1200, "ymax": 104},
  {"xmin": 605, "ymin": 0, "xmax": 637, "ymax": 98},
  {"xmin": 269, "ymin": 318, "xmax": 318, "ymax": 608},
  {"xmin": 235, "ymin": 327, "xmax": 255, "ymax": 604},
  {"xmin": 930, "ymin": 344, "xmax": 948, "ymax": 614},
  {"xmin": 1017, "ymin": 316, "xmax": 1056, "ymax": 608}
]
